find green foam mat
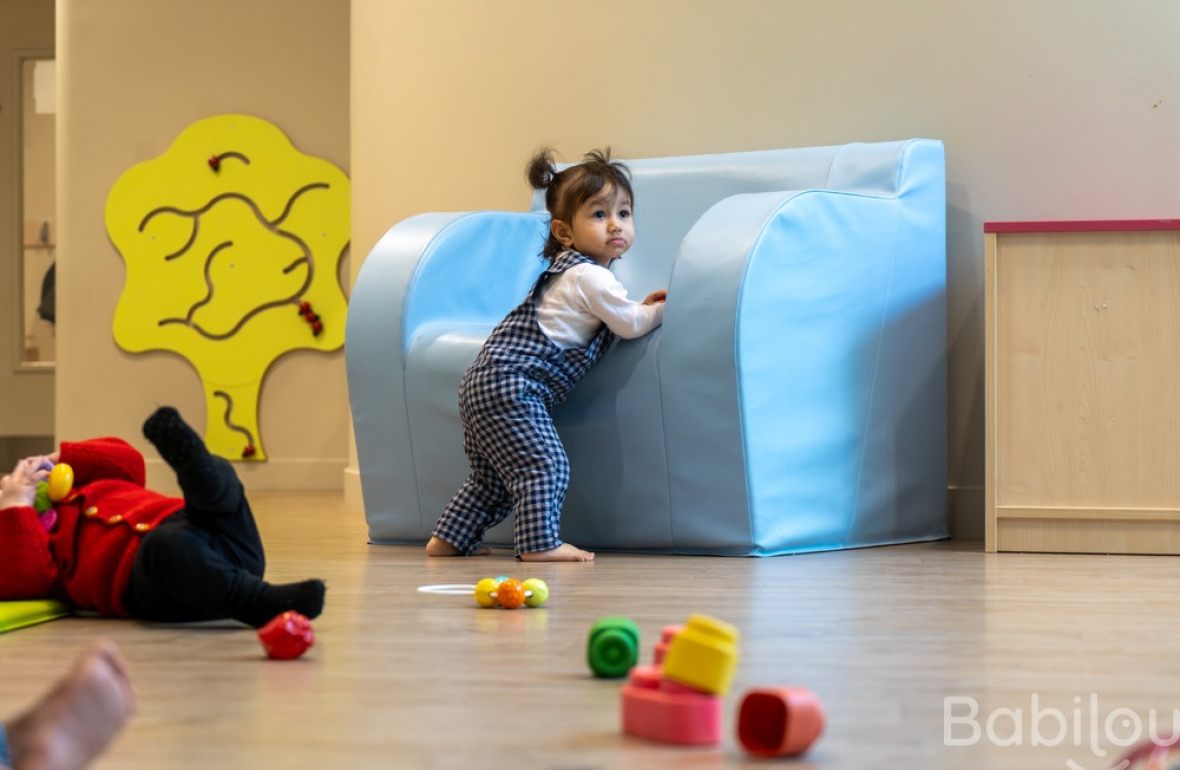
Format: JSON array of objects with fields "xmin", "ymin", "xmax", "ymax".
[{"xmin": 0, "ymin": 600, "xmax": 71, "ymax": 633}]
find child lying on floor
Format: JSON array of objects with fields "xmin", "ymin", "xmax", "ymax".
[{"xmin": 0, "ymin": 407, "xmax": 324, "ymax": 628}]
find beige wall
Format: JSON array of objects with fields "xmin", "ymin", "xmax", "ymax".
[
  {"xmin": 351, "ymin": 0, "xmax": 1180, "ymax": 537},
  {"xmin": 0, "ymin": 0, "xmax": 54, "ymax": 437},
  {"xmin": 58, "ymin": 0, "xmax": 350, "ymax": 490}
]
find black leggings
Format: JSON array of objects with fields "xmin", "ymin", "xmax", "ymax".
[{"xmin": 124, "ymin": 456, "xmax": 267, "ymax": 623}]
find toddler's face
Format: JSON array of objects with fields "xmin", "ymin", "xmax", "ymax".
[{"xmin": 557, "ymin": 185, "xmax": 634, "ymax": 268}]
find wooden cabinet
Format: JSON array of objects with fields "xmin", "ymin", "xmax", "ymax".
[{"xmin": 985, "ymin": 220, "xmax": 1180, "ymax": 553}]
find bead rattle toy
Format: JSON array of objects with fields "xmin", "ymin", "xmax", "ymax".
[
  {"xmin": 417, "ymin": 576, "xmax": 550, "ymax": 609},
  {"xmin": 33, "ymin": 461, "xmax": 75, "ymax": 532}
]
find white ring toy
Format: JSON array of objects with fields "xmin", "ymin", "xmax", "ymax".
[{"xmin": 417, "ymin": 583, "xmax": 477, "ymax": 595}]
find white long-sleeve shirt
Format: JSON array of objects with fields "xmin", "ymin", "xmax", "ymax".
[{"xmin": 536, "ymin": 263, "xmax": 664, "ymax": 349}]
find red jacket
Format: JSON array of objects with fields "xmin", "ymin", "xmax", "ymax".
[{"xmin": 0, "ymin": 437, "xmax": 183, "ymax": 616}]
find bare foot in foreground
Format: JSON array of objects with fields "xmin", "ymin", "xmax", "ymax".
[
  {"xmin": 425, "ymin": 536, "xmax": 490, "ymax": 557},
  {"xmin": 519, "ymin": 543, "xmax": 596, "ymax": 562},
  {"xmin": 7, "ymin": 641, "xmax": 135, "ymax": 770}
]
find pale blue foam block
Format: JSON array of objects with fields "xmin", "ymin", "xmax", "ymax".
[{"xmin": 347, "ymin": 139, "xmax": 948, "ymax": 555}]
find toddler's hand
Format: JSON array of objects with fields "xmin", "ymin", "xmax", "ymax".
[
  {"xmin": 0, "ymin": 456, "xmax": 50, "ymax": 510},
  {"xmin": 643, "ymin": 289, "xmax": 668, "ymax": 305}
]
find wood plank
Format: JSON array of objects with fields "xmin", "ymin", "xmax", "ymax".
[{"xmin": 996, "ymin": 506, "xmax": 1180, "ymax": 521}]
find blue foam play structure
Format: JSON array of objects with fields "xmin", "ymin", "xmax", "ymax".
[{"xmin": 346, "ymin": 139, "xmax": 948, "ymax": 555}]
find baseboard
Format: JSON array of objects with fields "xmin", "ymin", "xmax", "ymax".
[{"xmin": 146, "ymin": 458, "xmax": 347, "ymax": 493}]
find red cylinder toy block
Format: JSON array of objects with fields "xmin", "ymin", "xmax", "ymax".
[{"xmin": 737, "ymin": 687, "xmax": 825, "ymax": 757}]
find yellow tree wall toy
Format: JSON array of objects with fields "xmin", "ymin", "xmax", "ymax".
[{"xmin": 106, "ymin": 114, "xmax": 350, "ymax": 461}]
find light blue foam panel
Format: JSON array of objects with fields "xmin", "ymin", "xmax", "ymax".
[{"xmin": 347, "ymin": 139, "xmax": 948, "ymax": 555}]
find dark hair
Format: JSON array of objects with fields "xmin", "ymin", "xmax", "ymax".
[{"xmin": 526, "ymin": 147, "xmax": 634, "ymax": 260}]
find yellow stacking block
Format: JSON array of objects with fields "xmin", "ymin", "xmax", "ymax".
[{"xmin": 661, "ymin": 614, "xmax": 740, "ymax": 695}]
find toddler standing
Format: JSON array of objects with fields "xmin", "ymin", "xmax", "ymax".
[{"xmin": 427, "ymin": 149, "xmax": 666, "ymax": 562}]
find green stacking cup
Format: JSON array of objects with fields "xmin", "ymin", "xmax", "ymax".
[{"xmin": 587, "ymin": 616, "xmax": 641, "ymax": 678}]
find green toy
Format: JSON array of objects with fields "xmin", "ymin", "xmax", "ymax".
[
  {"xmin": 587, "ymin": 616, "xmax": 641, "ymax": 678},
  {"xmin": 0, "ymin": 600, "xmax": 71, "ymax": 634}
]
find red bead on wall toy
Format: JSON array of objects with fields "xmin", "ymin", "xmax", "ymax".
[{"xmin": 298, "ymin": 301, "xmax": 324, "ymax": 337}]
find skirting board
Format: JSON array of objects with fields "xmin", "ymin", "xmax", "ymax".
[
  {"xmin": 994, "ymin": 516, "xmax": 1180, "ymax": 555},
  {"xmin": 993, "ymin": 506, "xmax": 1180, "ymax": 554}
]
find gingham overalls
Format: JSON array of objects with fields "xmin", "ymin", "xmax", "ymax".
[{"xmin": 432, "ymin": 249, "xmax": 615, "ymax": 555}]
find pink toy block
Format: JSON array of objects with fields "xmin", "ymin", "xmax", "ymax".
[
  {"xmin": 657, "ymin": 676, "xmax": 703, "ymax": 696},
  {"xmin": 620, "ymin": 665, "xmax": 723, "ymax": 746},
  {"xmin": 628, "ymin": 664, "xmax": 661, "ymax": 689},
  {"xmin": 652, "ymin": 624, "xmax": 683, "ymax": 666},
  {"xmin": 737, "ymin": 687, "xmax": 826, "ymax": 758}
]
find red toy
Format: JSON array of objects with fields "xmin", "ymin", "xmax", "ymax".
[
  {"xmin": 257, "ymin": 611, "xmax": 315, "ymax": 660},
  {"xmin": 619, "ymin": 619, "xmax": 731, "ymax": 746},
  {"xmin": 737, "ymin": 687, "xmax": 825, "ymax": 758},
  {"xmin": 621, "ymin": 664, "xmax": 723, "ymax": 745},
  {"xmin": 614, "ymin": 615, "xmax": 826, "ymax": 756}
]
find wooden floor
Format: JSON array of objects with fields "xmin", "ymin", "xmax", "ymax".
[{"xmin": 4, "ymin": 492, "xmax": 1180, "ymax": 769}]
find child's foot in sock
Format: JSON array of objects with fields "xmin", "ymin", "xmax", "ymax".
[
  {"xmin": 143, "ymin": 406, "xmax": 237, "ymax": 510},
  {"xmin": 143, "ymin": 406, "xmax": 207, "ymax": 470},
  {"xmin": 243, "ymin": 579, "xmax": 326, "ymax": 628}
]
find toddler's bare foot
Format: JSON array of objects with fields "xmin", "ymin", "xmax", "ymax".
[
  {"xmin": 519, "ymin": 543, "xmax": 596, "ymax": 562},
  {"xmin": 425, "ymin": 536, "xmax": 490, "ymax": 557},
  {"xmin": 8, "ymin": 641, "xmax": 135, "ymax": 770}
]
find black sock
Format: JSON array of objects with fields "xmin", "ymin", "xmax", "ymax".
[
  {"xmin": 143, "ymin": 406, "xmax": 207, "ymax": 467},
  {"xmin": 143, "ymin": 407, "xmax": 231, "ymax": 509},
  {"xmin": 236, "ymin": 579, "xmax": 326, "ymax": 628}
]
